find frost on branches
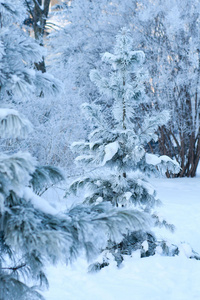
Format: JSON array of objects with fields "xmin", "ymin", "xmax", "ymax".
[
  {"xmin": 134, "ymin": 0, "xmax": 200, "ymax": 177},
  {"xmin": 68, "ymin": 28, "xmax": 185, "ymax": 269},
  {"xmin": 0, "ymin": 0, "xmax": 60, "ymax": 104}
]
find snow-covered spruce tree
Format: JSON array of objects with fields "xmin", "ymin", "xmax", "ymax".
[{"xmin": 68, "ymin": 28, "xmax": 188, "ymax": 268}]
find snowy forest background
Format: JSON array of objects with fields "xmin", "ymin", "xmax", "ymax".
[{"xmin": 0, "ymin": 0, "xmax": 200, "ymax": 299}]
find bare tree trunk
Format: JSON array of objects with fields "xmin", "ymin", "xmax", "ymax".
[
  {"xmin": 191, "ymin": 137, "xmax": 200, "ymax": 177},
  {"xmin": 154, "ymin": 81, "xmax": 200, "ymax": 178}
]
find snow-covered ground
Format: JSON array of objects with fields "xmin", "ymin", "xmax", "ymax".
[{"xmin": 43, "ymin": 176, "xmax": 200, "ymax": 300}]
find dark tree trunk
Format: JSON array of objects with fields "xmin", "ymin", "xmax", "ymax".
[
  {"xmin": 33, "ymin": 0, "xmax": 51, "ymax": 43},
  {"xmin": 25, "ymin": 0, "xmax": 51, "ymax": 72},
  {"xmin": 149, "ymin": 83, "xmax": 200, "ymax": 178},
  {"xmin": 34, "ymin": 0, "xmax": 51, "ymax": 72}
]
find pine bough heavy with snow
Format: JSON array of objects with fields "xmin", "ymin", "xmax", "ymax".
[
  {"xmin": 0, "ymin": 111, "xmax": 65, "ymax": 300},
  {"xmin": 68, "ymin": 28, "xmax": 200, "ymax": 270},
  {"xmin": 0, "ymin": 110, "xmax": 152, "ymax": 299}
]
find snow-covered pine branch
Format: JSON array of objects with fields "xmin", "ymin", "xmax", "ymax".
[
  {"xmin": 0, "ymin": 109, "xmax": 32, "ymax": 139},
  {"xmin": 30, "ymin": 165, "xmax": 65, "ymax": 195}
]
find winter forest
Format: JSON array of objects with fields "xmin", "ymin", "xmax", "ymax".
[{"xmin": 0, "ymin": 0, "xmax": 200, "ymax": 299}]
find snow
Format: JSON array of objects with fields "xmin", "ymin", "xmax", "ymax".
[
  {"xmin": 0, "ymin": 108, "xmax": 19, "ymax": 119},
  {"xmin": 141, "ymin": 240, "xmax": 149, "ymax": 251},
  {"xmin": 146, "ymin": 153, "xmax": 161, "ymax": 165},
  {"xmin": 102, "ymin": 52, "xmax": 116, "ymax": 62},
  {"xmin": 160, "ymin": 155, "xmax": 180, "ymax": 167},
  {"xmin": 23, "ymin": 187, "xmax": 59, "ymax": 216},
  {"xmin": 146, "ymin": 153, "xmax": 179, "ymax": 167},
  {"xmin": 124, "ymin": 191, "xmax": 132, "ymax": 201},
  {"xmin": 43, "ymin": 176, "xmax": 200, "ymax": 300},
  {"xmin": 102, "ymin": 141, "xmax": 119, "ymax": 166},
  {"xmin": 11, "ymin": 74, "xmax": 20, "ymax": 83}
]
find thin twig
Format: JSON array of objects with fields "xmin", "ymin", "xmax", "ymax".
[{"xmin": 0, "ymin": 263, "xmax": 26, "ymax": 272}]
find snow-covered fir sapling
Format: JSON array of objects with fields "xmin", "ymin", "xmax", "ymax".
[{"xmin": 68, "ymin": 28, "xmax": 199, "ymax": 269}]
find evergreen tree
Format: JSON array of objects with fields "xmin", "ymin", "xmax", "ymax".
[{"xmin": 68, "ymin": 28, "xmax": 182, "ymax": 268}]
